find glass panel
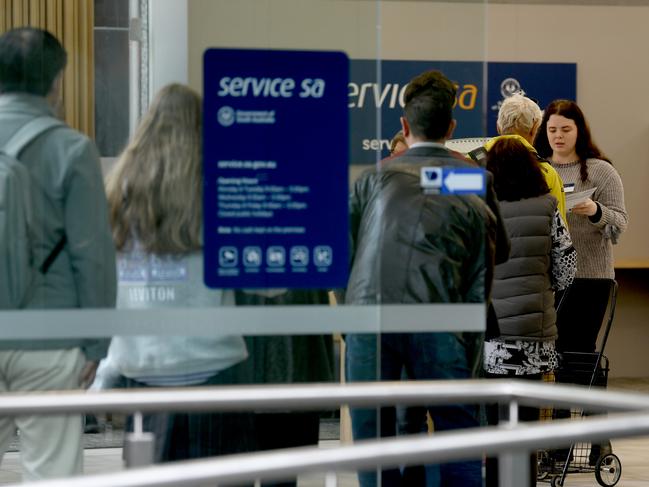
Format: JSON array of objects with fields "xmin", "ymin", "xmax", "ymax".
[{"xmin": 14, "ymin": 1, "xmax": 649, "ymax": 485}]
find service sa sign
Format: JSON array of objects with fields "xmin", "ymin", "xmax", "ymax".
[{"xmin": 203, "ymin": 49, "xmax": 349, "ymax": 288}]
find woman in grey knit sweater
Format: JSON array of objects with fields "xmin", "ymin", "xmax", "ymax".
[
  {"xmin": 535, "ymin": 100, "xmax": 628, "ymax": 463},
  {"xmin": 535, "ymin": 100, "xmax": 628, "ymax": 279}
]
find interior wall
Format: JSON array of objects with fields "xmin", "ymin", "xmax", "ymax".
[
  {"xmin": 185, "ymin": 0, "xmax": 649, "ymax": 377},
  {"xmin": 484, "ymin": 2, "xmax": 649, "ymax": 378},
  {"xmin": 188, "ymin": 0, "xmax": 647, "ymax": 265},
  {"xmin": 188, "ymin": 0, "xmax": 380, "ymax": 92},
  {"xmin": 605, "ymin": 269, "xmax": 649, "ymax": 378},
  {"xmin": 485, "ymin": 3, "xmax": 648, "ymax": 267}
]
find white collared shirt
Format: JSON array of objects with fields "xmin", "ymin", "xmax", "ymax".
[{"xmin": 409, "ymin": 141, "xmax": 447, "ymax": 150}]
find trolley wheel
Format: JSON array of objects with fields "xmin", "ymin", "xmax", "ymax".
[
  {"xmin": 595, "ymin": 453, "xmax": 622, "ymax": 486},
  {"xmin": 551, "ymin": 475, "xmax": 564, "ymax": 487},
  {"xmin": 537, "ymin": 450, "xmax": 551, "ymax": 480}
]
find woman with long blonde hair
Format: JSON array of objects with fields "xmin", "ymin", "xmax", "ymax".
[
  {"xmin": 96, "ymin": 83, "xmax": 253, "ymax": 462},
  {"xmin": 106, "ymin": 83, "xmax": 202, "ymax": 254}
]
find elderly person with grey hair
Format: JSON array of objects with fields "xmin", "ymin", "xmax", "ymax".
[{"xmin": 483, "ymin": 93, "xmax": 567, "ymax": 221}]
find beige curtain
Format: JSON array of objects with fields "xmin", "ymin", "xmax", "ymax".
[{"xmin": 0, "ymin": 0, "xmax": 94, "ymax": 137}]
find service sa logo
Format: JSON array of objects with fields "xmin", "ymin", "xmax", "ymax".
[{"xmin": 490, "ymin": 77, "xmax": 523, "ymax": 112}]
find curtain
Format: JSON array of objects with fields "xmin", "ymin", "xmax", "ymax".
[{"xmin": 0, "ymin": 0, "xmax": 95, "ymax": 137}]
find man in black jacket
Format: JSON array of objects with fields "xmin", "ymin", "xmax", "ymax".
[{"xmin": 344, "ymin": 70, "xmax": 501, "ymax": 487}]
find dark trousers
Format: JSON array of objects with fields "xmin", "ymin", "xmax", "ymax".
[
  {"xmin": 125, "ymin": 367, "xmax": 255, "ymax": 464},
  {"xmin": 484, "ymin": 372, "xmax": 542, "ymax": 487},
  {"xmin": 346, "ymin": 332, "xmax": 483, "ymax": 487},
  {"xmin": 253, "ymin": 412, "xmax": 322, "ymax": 487}
]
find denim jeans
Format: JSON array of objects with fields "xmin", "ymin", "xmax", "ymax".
[{"xmin": 345, "ymin": 332, "xmax": 482, "ymax": 487}]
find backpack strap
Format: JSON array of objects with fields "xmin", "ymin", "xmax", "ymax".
[
  {"xmin": 2, "ymin": 116, "xmax": 64, "ymax": 158},
  {"xmin": 40, "ymin": 235, "xmax": 67, "ymax": 274},
  {"xmin": 3, "ymin": 116, "xmax": 67, "ymax": 276}
]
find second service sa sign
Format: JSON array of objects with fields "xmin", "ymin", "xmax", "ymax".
[{"xmin": 203, "ymin": 48, "xmax": 349, "ymax": 288}]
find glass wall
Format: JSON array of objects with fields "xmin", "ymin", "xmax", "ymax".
[
  {"xmin": 0, "ymin": 0, "xmax": 491, "ymax": 483},
  {"xmin": 8, "ymin": 0, "xmax": 649, "ymax": 484}
]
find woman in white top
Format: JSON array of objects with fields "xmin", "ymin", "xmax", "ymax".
[{"xmin": 97, "ymin": 83, "xmax": 253, "ymax": 462}]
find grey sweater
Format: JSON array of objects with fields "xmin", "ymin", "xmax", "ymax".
[{"xmin": 552, "ymin": 159, "xmax": 628, "ymax": 279}]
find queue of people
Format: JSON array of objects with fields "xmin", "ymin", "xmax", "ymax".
[{"xmin": 0, "ymin": 26, "xmax": 629, "ymax": 487}]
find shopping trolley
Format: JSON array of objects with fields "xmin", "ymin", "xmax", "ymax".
[{"xmin": 537, "ymin": 278, "xmax": 622, "ymax": 487}]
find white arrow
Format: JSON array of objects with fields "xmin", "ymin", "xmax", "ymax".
[{"xmin": 444, "ymin": 172, "xmax": 484, "ymax": 192}]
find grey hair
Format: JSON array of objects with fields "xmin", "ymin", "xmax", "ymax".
[{"xmin": 497, "ymin": 93, "xmax": 542, "ymax": 136}]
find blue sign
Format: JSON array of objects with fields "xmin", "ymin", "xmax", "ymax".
[
  {"xmin": 350, "ymin": 60, "xmax": 576, "ymax": 164},
  {"xmin": 420, "ymin": 167, "xmax": 486, "ymax": 196},
  {"xmin": 486, "ymin": 62, "xmax": 576, "ymax": 142},
  {"xmin": 203, "ymin": 48, "xmax": 349, "ymax": 288}
]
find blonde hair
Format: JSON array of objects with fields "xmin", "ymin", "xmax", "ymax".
[
  {"xmin": 497, "ymin": 93, "xmax": 542, "ymax": 136},
  {"xmin": 390, "ymin": 130, "xmax": 407, "ymax": 154},
  {"xmin": 106, "ymin": 83, "xmax": 202, "ymax": 253}
]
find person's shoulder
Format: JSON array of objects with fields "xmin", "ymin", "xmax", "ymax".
[
  {"xmin": 356, "ymin": 164, "xmax": 379, "ymax": 180},
  {"xmin": 39, "ymin": 121, "xmax": 96, "ymax": 159},
  {"xmin": 351, "ymin": 165, "xmax": 380, "ymax": 196},
  {"xmin": 423, "ymin": 149, "xmax": 476, "ymax": 170},
  {"xmin": 444, "ymin": 148, "xmax": 476, "ymax": 167},
  {"xmin": 538, "ymin": 159, "xmax": 557, "ymax": 173},
  {"xmin": 586, "ymin": 158, "xmax": 622, "ymax": 181},
  {"xmin": 586, "ymin": 158, "xmax": 615, "ymax": 170},
  {"xmin": 538, "ymin": 160, "xmax": 563, "ymax": 183},
  {"xmin": 47, "ymin": 122, "xmax": 93, "ymax": 146}
]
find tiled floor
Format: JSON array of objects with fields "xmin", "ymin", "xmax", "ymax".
[
  {"xmin": 1, "ymin": 437, "xmax": 645, "ymax": 486},
  {"xmin": 1, "ymin": 378, "xmax": 648, "ymax": 486}
]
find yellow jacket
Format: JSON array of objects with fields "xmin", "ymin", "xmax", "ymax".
[{"xmin": 485, "ymin": 134, "xmax": 567, "ymax": 223}]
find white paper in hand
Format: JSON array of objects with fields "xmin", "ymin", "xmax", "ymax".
[{"xmin": 566, "ymin": 187, "xmax": 597, "ymax": 211}]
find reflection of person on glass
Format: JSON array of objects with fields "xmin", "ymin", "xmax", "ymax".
[
  {"xmin": 344, "ymin": 70, "xmax": 495, "ymax": 487},
  {"xmin": 97, "ymin": 84, "xmax": 254, "ymax": 463},
  {"xmin": 0, "ymin": 28, "xmax": 116, "ymax": 480},
  {"xmin": 483, "ymin": 138, "xmax": 576, "ymax": 487}
]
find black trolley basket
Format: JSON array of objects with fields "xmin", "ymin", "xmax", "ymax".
[{"xmin": 537, "ymin": 278, "xmax": 622, "ymax": 487}]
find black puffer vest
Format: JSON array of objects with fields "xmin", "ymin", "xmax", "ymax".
[{"xmin": 492, "ymin": 194, "xmax": 557, "ymax": 341}]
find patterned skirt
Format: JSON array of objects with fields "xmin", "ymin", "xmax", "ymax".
[{"xmin": 484, "ymin": 339, "xmax": 559, "ymax": 376}]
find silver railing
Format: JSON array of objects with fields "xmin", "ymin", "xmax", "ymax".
[{"xmin": 3, "ymin": 380, "xmax": 649, "ymax": 487}]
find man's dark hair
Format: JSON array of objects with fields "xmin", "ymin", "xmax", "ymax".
[
  {"xmin": 0, "ymin": 27, "xmax": 67, "ymax": 96},
  {"xmin": 403, "ymin": 70, "xmax": 457, "ymax": 141}
]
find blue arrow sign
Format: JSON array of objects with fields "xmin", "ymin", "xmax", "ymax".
[{"xmin": 421, "ymin": 167, "xmax": 485, "ymax": 195}]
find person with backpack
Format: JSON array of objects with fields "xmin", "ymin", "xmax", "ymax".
[{"xmin": 0, "ymin": 28, "xmax": 116, "ymax": 480}]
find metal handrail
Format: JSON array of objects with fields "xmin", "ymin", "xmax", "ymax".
[
  {"xmin": 7, "ymin": 410, "xmax": 649, "ymax": 487},
  {"xmin": 3, "ymin": 380, "xmax": 647, "ymax": 487},
  {"xmin": 1, "ymin": 379, "xmax": 649, "ymax": 415}
]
